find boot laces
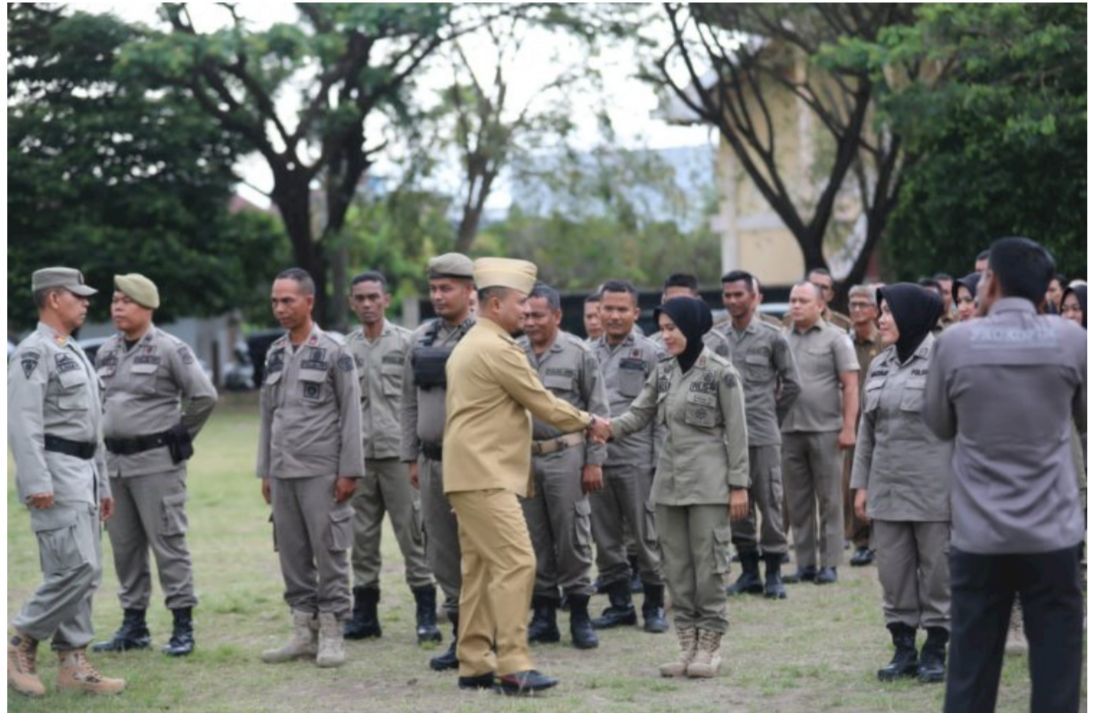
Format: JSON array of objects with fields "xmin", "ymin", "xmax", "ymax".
[
  {"xmin": 13, "ymin": 638, "xmax": 37, "ymax": 673},
  {"xmin": 70, "ymin": 650, "xmax": 103, "ymax": 682}
]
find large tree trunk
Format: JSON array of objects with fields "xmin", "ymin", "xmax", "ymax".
[{"xmin": 271, "ymin": 171, "xmax": 329, "ymax": 325}]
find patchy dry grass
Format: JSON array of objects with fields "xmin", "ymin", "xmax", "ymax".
[{"xmin": 8, "ymin": 392, "xmax": 1084, "ymax": 712}]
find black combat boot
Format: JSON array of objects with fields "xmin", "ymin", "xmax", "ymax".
[
  {"xmin": 641, "ymin": 583, "xmax": 669, "ymax": 633},
  {"xmin": 92, "ymin": 608, "xmax": 151, "ymax": 652},
  {"xmin": 429, "ymin": 612, "xmax": 459, "ymax": 671},
  {"xmin": 726, "ymin": 549, "xmax": 764, "ymax": 595},
  {"xmin": 161, "ymin": 607, "xmax": 194, "ymax": 656},
  {"xmin": 412, "ymin": 586, "xmax": 442, "ymax": 644},
  {"xmin": 591, "ymin": 579, "xmax": 637, "ymax": 629},
  {"xmin": 568, "ymin": 594, "xmax": 598, "ymax": 649},
  {"xmin": 628, "ymin": 554, "xmax": 643, "ymax": 593},
  {"xmin": 917, "ymin": 627, "xmax": 948, "ymax": 683},
  {"xmin": 343, "ymin": 586, "xmax": 381, "ymax": 640},
  {"xmin": 877, "ymin": 623, "xmax": 919, "ymax": 681},
  {"xmin": 527, "ymin": 596, "xmax": 561, "ymax": 644},
  {"xmin": 762, "ymin": 553, "xmax": 787, "ymax": 600}
]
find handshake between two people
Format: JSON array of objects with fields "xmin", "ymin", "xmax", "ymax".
[{"xmin": 586, "ymin": 416, "xmax": 613, "ymax": 444}]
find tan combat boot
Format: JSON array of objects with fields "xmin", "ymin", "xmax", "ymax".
[
  {"xmin": 57, "ymin": 648, "xmax": 126, "ymax": 694},
  {"xmin": 686, "ymin": 629, "xmax": 723, "ymax": 678},
  {"xmin": 315, "ymin": 612, "xmax": 346, "ymax": 668},
  {"xmin": 262, "ymin": 609, "xmax": 318, "ymax": 663},
  {"xmin": 658, "ymin": 626, "xmax": 697, "ymax": 677},
  {"xmin": 8, "ymin": 632, "xmax": 45, "ymax": 697}
]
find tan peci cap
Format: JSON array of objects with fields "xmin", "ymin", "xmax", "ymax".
[
  {"xmin": 31, "ymin": 267, "xmax": 97, "ymax": 296},
  {"xmin": 473, "ymin": 258, "xmax": 538, "ymax": 296},
  {"xmin": 114, "ymin": 273, "xmax": 160, "ymax": 309},
  {"xmin": 427, "ymin": 253, "xmax": 475, "ymax": 280}
]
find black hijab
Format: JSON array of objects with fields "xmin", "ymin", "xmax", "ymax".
[
  {"xmin": 1061, "ymin": 284, "xmax": 1087, "ymax": 328},
  {"xmin": 952, "ymin": 272, "xmax": 981, "ymax": 305},
  {"xmin": 877, "ymin": 283, "xmax": 943, "ymax": 363},
  {"xmin": 654, "ymin": 296, "xmax": 713, "ymax": 373}
]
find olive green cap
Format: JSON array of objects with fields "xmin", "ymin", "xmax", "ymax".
[
  {"xmin": 114, "ymin": 273, "xmax": 160, "ymax": 309},
  {"xmin": 31, "ymin": 267, "xmax": 97, "ymax": 296},
  {"xmin": 427, "ymin": 253, "xmax": 475, "ymax": 280}
]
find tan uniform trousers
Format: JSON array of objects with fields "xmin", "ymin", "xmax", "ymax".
[
  {"xmin": 873, "ymin": 520, "xmax": 951, "ymax": 630},
  {"xmin": 418, "ymin": 455, "xmax": 461, "ymax": 615},
  {"xmin": 656, "ymin": 504, "xmax": 730, "ymax": 634},
  {"xmin": 270, "ymin": 475, "xmax": 353, "ymax": 620},
  {"xmin": 590, "ymin": 464, "xmax": 662, "ymax": 586},
  {"xmin": 521, "ymin": 445, "xmax": 594, "ymax": 599},
  {"xmin": 782, "ymin": 431, "xmax": 844, "ymax": 569},
  {"xmin": 13, "ymin": 503, "xmax": 102, "ymax": 650},
  {"xmin": 731, "ymin": 444, "xmax": 787, "ymax": 555},
  {"xmin": 350, "ymin": 458, "xmax": 433, "ymax": 590},
  {"xmin": 106, "ymin": 466, "xmax": 196, "ymax": 610},
  {"xmin": 450, "ymin": 489, "xmax": 536, "ymax": 678}
]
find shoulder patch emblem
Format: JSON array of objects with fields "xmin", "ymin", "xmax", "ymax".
[
  {"xmin": 20, "ymin": 351, "xmax": 40, "ymax": 379},
  {"xmin": 722, "ymin": 372, "xmax": 738, "ymax": 388},
  {"xmin": 177, "ymin": 346, "xmax": 195, "ymax": 365},
  {"xmin": 337, "ymin": 354, "xmax": 354, "ymax": 373}
]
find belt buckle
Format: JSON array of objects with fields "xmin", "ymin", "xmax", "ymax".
[
  {"xmin": 532, "ymin": 441, "xmax": 543, "ymax": 456},
  {"xmin": 554, "ymin": 437, "xmax": 566, "ymax": 452}
]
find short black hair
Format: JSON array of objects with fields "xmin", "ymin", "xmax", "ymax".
[
  {"xmin": 276, "ymin": 267, "xmax": 316, "ymax": 296},
  {"xmin": 663, "ymin": 273, "xmax": 699, "ymax": 294},
  {"xmin": 528, "ymin": 283, "xmax": 561, "ymax": 312},
  {"xmin": 932, "ymin": 272, "xmax": 953, "ymax": 282},
  {"xmin": 351, "ymin": 270, "xmax": 387, "ymax": 290},
  {"xmin": 721, "ymin": 270, "xmax": 755, "ymax": 292},
  {"xmin": 918, "ymin": 278, "xmax": 944, "ymax": 295},
  {"xmin": 988, "ymin": 237, "xmax": 1055, "ymax": 305},
  {"xmin": 976, "ymin": 249, "xmax": 991, "ymax": 262},
  {"xmin": 600, "ymin": 279, "xmax": 638, "ymax": 303},
  {"xmin": 1050, "ymin": 273, "xmax": 1068, "ymax": 288},
  {"xmin": 584, "ymin": 293, "xmax": 601, "ymax": 304}
]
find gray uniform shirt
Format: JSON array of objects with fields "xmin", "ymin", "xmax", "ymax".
[
  {"xmin": 9, "ymin": 322, "xmax": 110, "ymax": 504},
  {"xmin": 851, "ymin": 334, "xmax": 951, "ymax": 522},
  {"xmin": 718, "ymin": 315, "xmax": 801, "ymax": 446},
  {"xmin": 98, "ymin": 326, "xmax": 217, "ymax": 476},
  {"xmin": 257, "ymin": 324, "xmax": 364, "ymax": 480},
  {"xmin": 922, "ymin": 297, "xmax": 1086, "ymax": 555},
  {"xmin": 399, "ymin": 316, "xmax": 476, "ymax": 461},
  {"xmin": 612, "ymin": 350, "xmax": 749, "ymax": 505},
  {"xmin": 782, "ymin": 318, "xmax": 859, "ymax": 433},
  {"xmin": 593, "ymin": 332, "xmax": 664, "ymax": 469},
  {"xmin": 519, "ymin": 330, "xmax": 610, "ymax": 466},
  {"xmin": 347, "ymin": 320, "xmax": 412, "ymax": 460}
]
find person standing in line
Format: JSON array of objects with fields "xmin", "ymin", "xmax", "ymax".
[
  {"xmin": 583, "ymin": 293, "xmax": 604, "ymax": 342},
  {"xmin": 93, "ymin": 274, "xmax": 217, "ymax": 658},
  {"xmin": 8, "ymin": 267, "xmax": 125, "ymax": 696},
  {"xmin": 952, "ymin": 274, "xmax": 981, "ymax": 322},
  {"xmin": 924, "ymin": 237, "xmax": 1085, "ymax": 713},
  {"xmin": 343, "ymin": 271, "xmax": 440, "ymax": 644},
  {"xmin": 844, "ymin": 285, "xmax": 882, "ymax": 567},
  {"xmin": 852, "ymin": 284, "xmax": 951, "ymax": 684}
]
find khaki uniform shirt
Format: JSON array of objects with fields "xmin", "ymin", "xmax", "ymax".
[
  {"xmin": 520, "ymin": 330, "xmax": 610, "ymax": 466},
  {"xmin": 98, "ymin": 326, "xmax": 217, "ymax": 477},
  {"xmin": 593, "ymin": 332, "xmax": 664, "ymax": 469},
  {"xmin": 612, "ymin": 350, "xmax": 749, "ymax": 505},
  {"xmin": 923, "ymin": 297, "xmax": 1086, "ymax": 554},
  {"xmin": 399, "ymin": 316, "xmax": 475, "ymax": 461},
  {"xmin": 443, "ymin": 319, "xmax": 592, "ymax": 496},
  {"xmin": 9, "ymin": 322, "xmax": 110, "ymax": 504},
  {"xmin": 782, "ymin": 318, "xmax": 859, "ymax": 433},
  {"xmin": 850, "ymin": 334, "xmax": 951, "ymax": 521},
  {"xmin": 347, "ymin": 320, "xmax": 412, "ymax": 460},
  {"xmin": 257, "ymin": 324, "xmax": 364, "ymax": 480},
  {"xmin": 717, "ymin": 315, "xmax": 801, "ymax": 446},
  {"xmin": 782, "ymin": 307, "xmax": 852, "ymax": 332}
]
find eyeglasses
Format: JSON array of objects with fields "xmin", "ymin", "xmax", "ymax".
[{"xmin": 848, "ymin": 302, "xmax": 874, "ymax": 310}]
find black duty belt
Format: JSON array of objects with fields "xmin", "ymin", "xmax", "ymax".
[
  {"xmin": 44, "ymin": 434, "xmax": 97, "ymax": 460},
  {"xmin": 104, "ymin": 430, "xmax": 172, "ymax": 456},
  {"xmin": 421, "ymin": 442, "xmax": 443, "ymax": 461}
]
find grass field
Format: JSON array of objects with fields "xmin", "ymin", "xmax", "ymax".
[{"xmin": 7, "ymin": 392, "xmax": 1084, "ymax": 712}]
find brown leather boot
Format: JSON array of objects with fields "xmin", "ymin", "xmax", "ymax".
[
  {"xmin": 57, "ymin": 648, "xmax": 126, "ymax": 695},
  {"xmin": 686, "ymin": 629, "xmax": 723, "ymax": 678},
  {"xmin": 8, "ymin": 632, "xmax": 45, "ymax": 697}
]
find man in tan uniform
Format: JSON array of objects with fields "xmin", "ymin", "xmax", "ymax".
[
  {"xmin": 343, "ymin": 271, "xmax": 439, "ymax": 644},
  {"xmin": 8, "ymin": 267, "xmax": 125, "ymax": 696},
  {"xmin": 443, "ymin": 257, "xmax": 609, "ymax": 694},
  {"xmin": 257, "ymin": 268, "xmax": 363, "ymax": 669},
  {"xmin": 519, "ymin": 283, "xmax": 609, "ymax": 650},
  {"xmin": 845, "ymin": 285, "xmax": 882, "ymax": 567},
  {"xmin": 782, "ymin": 269, "xmax": 853, "ymax": 331},
  {"xmin": 92, "ymin": 274, "xmax": 217, "ymax": 658},
  {"xmin": 399, "ymin": 253, "xmax": 476, "ymax": 671}
]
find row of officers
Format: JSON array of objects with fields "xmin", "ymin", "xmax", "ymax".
[{"xmin": 8, "ymin": 237, "xmax": 1085, "ymax": 708}]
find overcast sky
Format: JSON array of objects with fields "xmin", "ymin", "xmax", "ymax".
[{"xmin": 91, "ymin": 2, "xmax": 713, "ymax": 209}]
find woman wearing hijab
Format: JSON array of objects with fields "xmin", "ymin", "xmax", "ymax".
[
  {"xmin": 1060, "ymin": 284, "xmax": 1086, "ymax": 328},
  {"xmin": 952, "ymin": 273, "xmax": 981, "ymax": 322},
  {"xmin": 606, "ymin": 297, "xmax": 749, "ymax": 679},
  {"xmin": 851, "ymin": 284, "xmax": 952, "ymax": 684}
]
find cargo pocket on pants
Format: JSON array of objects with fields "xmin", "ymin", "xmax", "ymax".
[
  {"xmin": 32, "ymin": 508, "xmax": 83, "ymax": 573},
  {"xmin": 712, "ymin": 526, "xmax": 733, "ymax": 574},
  {"xmin": 328, "ymin": 505, "xmax": 354, "ymax": 551},
  {"xmin": 643, "ymin": 502, "xmax": 660, "ymax": 548},
  {"xmin": 573, "ymin": 499, "xmax": 593, "ymax": 552},
  {"xmin": 410, "ymin": 499, "xmax": 425, "ymax": 547},
  {"xmin": 768, "ymin": 466, "xmax": 784, "ymax": 511},
  {"xmin": 161, "ymin": 491, "xmax": 189, "ymax": 537}
]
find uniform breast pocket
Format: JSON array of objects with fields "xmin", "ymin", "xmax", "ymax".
[
  {"xmin": 803, "ymin": 347, "xmax": 834, "ymax": 378},
  {"xmin": 743, "ymin": 353, "xmax": 771, "ymax": 382},
  {"xmin": 618, "ymin": 368, "xmax": 645, "ymax": 398},
  {"xmin": 684, "ymin": 392, "xmax": 721, "ymax": 429},
  {"xmin": 54, "ymin": 370, "xmax": 89, "ymax": 411},
  {"xmin": 381, "ymin": 365, "xmax": 403, "ymax": 397},
  {"xmin": 298, "ymin": 368, "xmax": 329, "ymax": 403},
  {"xmin": 863, "ymin": 378, "xmax": 886, "ymax": 413},
  {"xmin": 898, "ymin": 377, "xmax": 926, "ymax": 413},
  {"xmin": 543, "ymin": 374, "xmax": 573, "ymax": 395},
  {"xmin": 129, "ymin": 362, "xmax": 160, "ymax": 395}
]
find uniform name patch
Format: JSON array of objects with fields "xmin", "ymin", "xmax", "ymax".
[
  {"xmin": 134, "ymin": 355, "xmax": 161, "ymax": 366},
  {"xmin": 54, "ymin": 353, "xmax": 80, "ymax": 373},
  {"xmin": 545, "ymin": 367, "xmax": 576, "ymax": 378},
  {"xmin": 382, "ymin": 354, "xmax": 405, "ymax": 366},
  {"xmin": 619, "ymin": 358, "xmax": 646, "ymax": 372}
]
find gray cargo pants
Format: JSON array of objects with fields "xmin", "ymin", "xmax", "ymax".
[
  {"xmin": 590, "ymin": 464, "xmax": 661, "ymax": 586},
  {"xmin": 418, "ymin": 455, "xmax": 461, "ymax": 616}
]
